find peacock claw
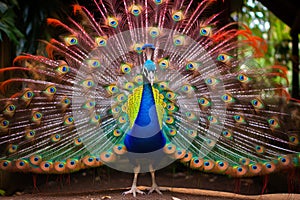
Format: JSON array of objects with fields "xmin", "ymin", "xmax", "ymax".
[
  {"xmin": 122, "ymin": 186, "xmax": 145, "ymax": 197},
  {"xmin": 148, "ymin": 184, "xmax": 162, "ymax": 195}
]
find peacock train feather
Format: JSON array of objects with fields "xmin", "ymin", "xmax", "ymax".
[{"xmin": 0, "ymin": 0, "xmax": 299, "ymax": 196}]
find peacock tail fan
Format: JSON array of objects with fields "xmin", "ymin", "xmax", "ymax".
[{"xmin": 0, "ymin": 0, "xmax": 299, "ymax": 177}]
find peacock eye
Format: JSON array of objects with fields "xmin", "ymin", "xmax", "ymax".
[
  {"xmin": 198, "ymin": 97, "xmax": 211, "ymax": 107},
  {"xmin": 106, "ymin": 84, "xmax": 119, "ymax": 95},
  {"xmin": 200, "ymin": 26, "xmax": 212, "ymax": 36},
  {"xmin": 172, "ymin": 11, "xmax": 183, "ymax": 22},
  {"xmin": 56, "ymin": 64, "xmax": 70, "ymax": 75},
  {"xmin": 44, "ymin": 85, "xmax": 57, "ymax": 95},
  {"xmin": 82, "ymin": 100, "xmax": 95, "ymax": 110},
  {"xmin": 133, "ymin": 43, "xmax": 144, "ymax": 54},
  {"xmin": 154, "ymin": 0, "xmax": 163, "ymax": 5},
  {"xmin": 222, "ymin": 130, "xmax": 233, "ymax": 139},
  {"xmin": 149, "ymin": 27, "xmax": 160, "ymax": 38},
  {"xmin": 95, "ymin": 36, "xmax": 107, "ymax": 46},
  {"xmin": 237, "ymin": 73, "xmax": 250, "ymax": 83},
  {"xmin": 107, "ymin": 17, "xmax": 118, "ymax": 28},
  {"xmin": 233, "ymin": 114, "xmax": 246, "ymax": 124},
  {"xmin": 51, "ymin": 134, "xmax": 61, "ymax": 142},
  {"xmin": 64, "ymin": 116, "xmax": 74, "ymax": 126},
  {"xmin": 124, "ymin": 82, "xmax": 135, "ymax": 90},
  {"xmin": 86, "ymin": 59, "xmax": 101, "ymax": 69},
  {"xmin": 121, "ymin": 63, "xmax": 132, "ymax": 74},
  {"xmin": 221, "ymin": 93, "xmax": 235, "ymax": 103},
  {"xmin": 205, "ymin": 77, "xmax": 219, "ymax": 86},
  {"xmin": 32, "ymin": 111, "xmax": 42, "ymax": 123},
  {"xmin": 251, "ymin": 98, "xmax": 264, "ymax": 109},
  {"xmin": 22, "ymin": 89, "xmax": 34, "ymax": 100},
  {"xmin": 89, "ymin": 113, "xmax": 101, "ymax": 125},
  {"xmin": 81, "ymin": 79, "xmax": 95, "ymax": 89},
  {"xmin": 134, "ymin": 75, "xmax": 143, "ymax": 85},
  {"xmin": 116, "ymin": 93, "xmax": 127, "ymax": 102},
  {"xmin": 208, "ymin": 115, "xmax": 218, "ymax": 124},
  {"xmin": 181, "ymin": 84, "xmax": 193, "ymax": 93},
  {"xmin": 64, "ymin": 36, "xmax": 78, "ymax": 46},
  {"xmin": 130, "ymin": 5, "xmax": 142, "ymax": 16},
  {"xmin": 217, "ymin": 53, "xmax": 232, "ymax": 63},
  {"xmin": 173, "ymin": 35, "xmax": 185, "ymax": 46},
  {"xmin": 158, "ymin": 58, "xmax": 169, "ymax": 70},
  {"xmin": 74, "ymin": 138, "xmax": 83, "ymax": 146},
  {"xmin": 25, "ymin": 129, "xmax": 36, "ymax": 139},
  {"xmin": 268, "ymin": 117, "xmax": 280, "ymax": 129},
  {"xmin": 186, "ymin": 61, "xmax": 200, "ymax": 71}
]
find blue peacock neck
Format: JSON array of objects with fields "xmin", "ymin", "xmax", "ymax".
[{"xmin": 124, "ymin": 82, "xmax": 166, "ymax": 153}]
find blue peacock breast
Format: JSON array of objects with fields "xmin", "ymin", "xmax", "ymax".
[{"xmin": 124, "ymin": 83, "xmax": 166, "ymax": 153}]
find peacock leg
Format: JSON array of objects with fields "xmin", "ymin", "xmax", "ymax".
[
  {"xmin": 122, "ymin": 165, "xmax": 145, "ymax": 197},
  {"xmin": 148, "ymin": 164, "xmax": 162, "ymax": 195}
]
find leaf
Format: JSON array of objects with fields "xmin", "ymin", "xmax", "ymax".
[{"xmin": 0, "ymin": 189, "xmax": 5, "ymax": 196}]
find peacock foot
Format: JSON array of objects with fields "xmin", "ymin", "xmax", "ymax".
[
  {"xmin": 148, "ymin": 183, "xmax": 162, "ymax": 195},
  {"xmin": 122, "ymin": 186, "xmax": 145, "ymax": 197}
]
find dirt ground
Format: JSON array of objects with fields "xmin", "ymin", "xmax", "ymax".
[{"xmin": 1, "ymin": 163, "xmax": 299, "ymax": 199}]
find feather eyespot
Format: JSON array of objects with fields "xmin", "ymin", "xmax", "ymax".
[
  {"xmin": 158, "ymin": 58, "xmax": 169, "ymax": 70},
  {"xmin": 3, "ymin": 103, "xmax": 16, "ymax": 117},
  {"xmin": 56, "ymin": 64, "xmax": 69, "ymax": 76},
  {"xmin": 205, "ymin": 77, "xmax": 219, "ymax": 86},
  {"xmin": 153, "ymin": 0, "xmax": 163, "ymax": 5},
  {"xmin": 198, "ymin": 97, "xmax": 211, "ymax": 107},
  {"xmin": 237, "ymin": 73, "xmax": 250, "ymax": 83},
  {"xmin": 208, "ymin": 115, "xmax": 218, "ymax": 124},
  {"xmin": 32, "ymin": 111, "xmax": 42, "ymax": 124},
  {"xmin": 95, "ymin": 36, "xmax": 107, "ymax": 46},
  {"xmin": 217, "ymin": 53, "xmax": 232, "ymax": 64},
  {"xmin": 121, "ymin": 63, "xmax": 132, "ymax": 74},
  {"xmin": 251, "ymin": 98, "xmax": 264, "ymax": 109},
  {"xmin": 74, "ymin": 138, "xmax": 83, "ymax": 146},
  {"xmin": 129, "ymin": 5, "xmax": 142, "ymax": 16},
  {"xmin": 222, "ymin": 130, "xmax": 233, "ymax": 139},
  {"xmin": 64, "ymin": 35, "xmax": 78, "ymax": 46},
  {"xmin": 221, "ymin": 93, "xmax": 235, "ymax": 103},
  {"xmin": 106, "ymin": 85, "xmax": 119, "ymax": 95},
  {"xmin": 149, "ymin": 27, "xmax": 160, "ymax": 38},
  {"xmin": 89, "ymin": 113, "xmax": 101, "ymax": 125},
  {"xmin": 25, "ymin": 129, "xmax": 36, "ymax": 140},
  {"xmin": 233, "ymin": 114, "xmax": 246, "ymax": 124},
  {"xmin": 268, "ymin": 117, "xmax": 280, "ymax": 129},
  {"xmin": 7, "ymin": 144, "xmax": 18, "ymax": 154},
  {"xmin": 172, "ymin": 11, "xmax": 184, "ymax": 22},
  {"xmin": 199, "ymin": 26, "xmax": 212, "ymax": 37},
  {"xmin": 186, "ymin": 61, "xmax": 200, "ymax": 71},
  {"xmin": 21, "ymin": 89, "xmax": 34, "ymax": 103},
  {"xmin": 64, "ymin": 116, "xmax": 74, "ymax": 126},
  {"xmin": 173, "ymin": 35, "xmax": 185, "ymax": 46},
  {"xmin": 51, "ymin": 134, "xmax": 61, "ymax": 142},
  {"xmin": 81, "ymin": 79, "xmax": 95, "ymax": 89},
  {"xmin": 107, "ymin": 17, "xmax": 118, "ymax": 28},
  {"xmin": 86, "ymin": 59, "xmax": 101, "ymax": 69},
  {"xmin": 0, "ymin": 119, "xmax": 9, "ymax": 130}
]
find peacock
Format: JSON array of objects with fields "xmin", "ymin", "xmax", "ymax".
[{"xmin": 0, "ymin": 0, "xmax": 299, "ymax": 197}]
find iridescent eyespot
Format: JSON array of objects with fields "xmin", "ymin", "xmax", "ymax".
[
  {"xmin": 268, "ymin": 117, "xmax": 280, "ymax": 129},
  {"xmin": 51, "ymin": 134, "xmax": 61, "ymax": 142},
  {"xmin": 221, "ymin": 93, "xmax": 235, "ymax": 103},
  {"xmin": 3, "ymin": 103, "xmax": 16, "ymax": 117},
  {"xmin": 165, "ymin": 91, "xmax": 177, "ymax": 100},
  {"xmin": 107, "ymin": 17, "xmax": 118, "ymax": 28},
  {"xmin": 124, "ymin": 82, "xmax": 135, "ymax": 91},
  {"xmin": 43, "ymin": 85, "xmax": 57, "ymax": 97},
  {"xmin": 21, "ymin": 89, "xmax": 34, "ymax": 103},
  {"xmin": 64, "ymin": 116, "xmax": 74, "ymax": 126},
  {"xmin": 158, "ymin": 58, "xmax": 169, "ymax": 70},
  {"xmin": 222, "ymin": 130, "xmax": 233, "ymax": 139},
  {"xmin": 239, "ymin": 158, "xmax": 250, "ymax": 165},
  {"xmin": 74, "ymin": 138, "xmax": 83, "ymax": 146},
  {"xmin": 149, "ymin": 27, "xmax": 160, "ymax": 38},
  {"xmin": 95, "ymin": 36, "xmax": 107, "ymax": 46},
  {"xmin": 113, "ymin": 129, "xmax": 123, "ymax": 137},
  {"xmin": 0, "ymin": 160, "xmax": 11, "ymax": 169},
  {"xmin": 153, "ymin": 0, "xmax": 163, "ymax": 5},
  {"xmin": 25, "ymin": 129, "xmax": 36, "ymax": 140},
  {"xmin": 168, "ymin": 128, "xmax": 177, "ymax": 136},
  {"xmin": 56, "ymin": 63, "xmax": 70, "ymax": 76},
  {"xmin": 111, "ymin": 106, "xmax": 121, "ymax": 115},
  {"xmin": 121, "ymin": 63, "xmax": 132, "ymax": 74},
  {"xmin": 16, "ymin": 159, "xmax": 29, "ymax": 170},
  {"xmin": 165, "ymin": 116, "xmax": 174, "ymax": 124},
  {"xmin": 32, "ymin": 111, "xmax": 42, "ymax": 124},
  {"xmin": 66, "ymin": 159, "xmax": 78, "ymax": 169},
  {"xmin": 30, "ymin": 155, "xmax": 42, "ymax": 165},
  {"xmin": 255, "ymin": 145, "xmax": 265, "ymax": 154},
  {"xmin": 81, "ymin": 79, "xmax": 95, "ymax": 89},
  {"xmin": 186, "ymin": 111, "xmax": 197, "ymax": 121},
  {"xmin": 134, "ymin": 75, "xmax": 143, "ymax": 85},
  {"xmin": 251, "ymin": 98, "xmax": 264, "ymax": 110},
  {"xmin": 217, "ymin": 53, "xmax": 232, "ymax": 64},
  {"xmin": 133, "ymin": 43, "xmax": 144, "ymax": 54},
  {"xmin": 166, "ymin": 103, "xmax": 178, "ymax": 113},
  {"xmin": 0, "ymin": 119, "xmax": 9, "ymax": 130},
  {"xmin": 86, "ymin": 59, "xmax": 101, "ymax": 69},
  {"xmin": 237, "ymin": 73, "xmax": 250, "ymax": 83},
  {"xmin": 106, "ymin": 85, "xmax": 119, "ymax": 95},
  {"xmin": 187, "ymin": 129, "xmax": 197, "ymax": 138},
  {"xmin": 172, "ymin": 10, "xmax": 184, "ymax": 22},
  {"xmin": 205, "ymin": 77, "xmax": 219, "ymax": 86},
  {"xmin": 289, "ymin": 135, "xmax": 299, "ymax": 145},
  {"xmin": 64, "ymin": 35, "xmax": 78, "ymax": 46},
  {"xmin": 60, "ymin": 96, "xmax": 71, "ymax": 110},
  {"xmin": 89, "ymin": 113, "xmax": 101, "ymax": 125},
  {"xmin": 129, "ymin": 4, "xmax": 142, "ymax": 16},
  {"xmin": 116, "ymin": 93, "xmax": 127, "ymax": 102},
  {"xmin": 173, "ymin": 35, "xmax": 185, "ymax": 46},
  {"xmin": 82, "ymin": 100, "xmax": 95, "ymax": 110},
  {"xmin": 186, "ymin": 61, "xmax": 200, "ymax": 71},
  {"xmin": 208, "ymin": 115, "xmax": 218, "ymax": 124},
  {"xmin": 198, "ymin": 97, "xmax": 211, "ymax": 107},
  {"xmin": 181, "ymin": 84, "xmax": 193, "ymax": 93},
  {"xmin": 118, "ymin": 115, "xmax": 128, "ymax": 124},
  {"xmin": 158, "ymin": 82, "xmax": 169, "ymax": 90},
  {"xmin": 8, "ymin": 144, "xmax": 18, "ymax": 154},
  {"xmin": 200, "ymin": 26, "xmax": 212, "ymax": 37},
  {"xmin": 233, "ymin": 114, "xmax": 246, "ymax": 124}
]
